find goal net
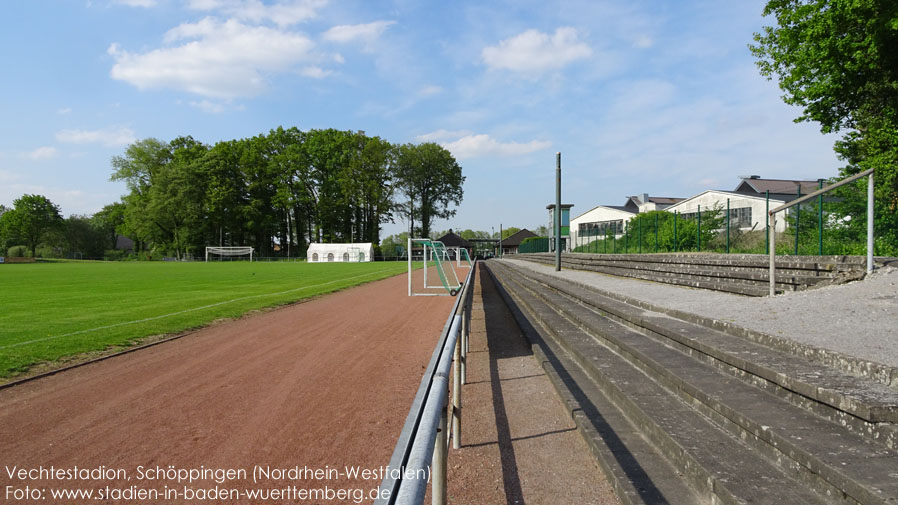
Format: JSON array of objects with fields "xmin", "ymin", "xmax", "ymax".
[
  {"xmin": 408, "ymin": 238, "xmax": 462, "ymax": 296},
  {"xmin": 206, "ymin": 246, "xmax": 254, "ymax": 262}
]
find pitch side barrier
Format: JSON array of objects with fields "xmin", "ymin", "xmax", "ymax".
[{"xmin": 376, "ymin": 262, "xmax": 475, "ymax": 505}]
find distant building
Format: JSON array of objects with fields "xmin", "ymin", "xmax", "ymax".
[
  {"xmin": 571, "ymin": 194, "xmax": 684, "ymax": 247},
  {"xmin": 667, "ymin": 176, "xmax": 827, "ymax": 232},
  {"xmin": 547, "ymin": 204, "xmax": 574, "ymax": 252},
  {"xmin": 733, "ymin": 175, "xmax": 823, "ymax": 197},
  {"xmin": 115, "ymin": 235, "xmax": 135, "ymax": 253},
  {"xmin": 435, "ymin": 229, "xmax": 474, "ymax": 259},
  {"xmin": 499, "ymin": 229, "xmax": 538, "ymax": 255}
]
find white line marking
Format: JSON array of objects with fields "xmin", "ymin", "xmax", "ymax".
[{"xmin": 2, "ymin": 268, "xmax": 397, "ymax": 350}]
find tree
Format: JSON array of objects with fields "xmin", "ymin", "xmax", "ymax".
[
  {"xmin": 4, "ymin": 194, "xmax": 63, "ymax": 257},
  {"xmin": 751, "ymin": 0, "xmax": 898, "ymax": 251},
  {"xmin": 500, "ymin": 227, "xmax": 522, "ymax": 240},
  {"xmin": 92, "ymin": 202, "xmax": 126, "ymax": 251},
  {"xmin": 396, "ymin": 143, "xmax": 465, "ymax": 238}
]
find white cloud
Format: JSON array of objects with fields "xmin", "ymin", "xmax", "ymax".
[
  {"xmin": 56, "ymin": 126, "xmax": 136, "ymax": 147},
  {"xmin": 189, "ymin": 100, "xmax": 226, "ymax": 113},
  {"xmin": 108, "ymin": 18, "xmax": 315, "ymax": 99},
  {"xmin": 113, "ymin": 0, "xmax": 157, "ymax": 7},
  {"xmin": 633, "ymin": 35, "xmax": 653, "ymax": 48},
  {"xmin": 333, "ymin": 53, "xmax": 345, "ymax": 64},
  {"xmin": 186, "ymin": 0, "xmax": 327, "ymax": 27},
  {"xmin": 415, "ymin": 129, "xmax": 472, "ymax": 142},
  {"xmin": 301, "ymin": 66, "xmax": 332, "ymax": 79},
  {"xmin": 24, "ymin": 146, "xmax": 59, "ymax": 160},
  {"xmin": 57, "ymin": 107, "xmax": 72, "ymax": 115},
  {"xmin": 482, "ymin": 27, "xmax": 592, "ymax": 75},
  {"xmin": 418, "ymin": 130, "xmax": 551, "ymax": 160},
  {"xmin": 418, "ymin": 85, "xmax": 443, "ymax": 97},
  {"xmin": 322, "ymin": 20, "xmax": 395, "ymax": 45}
]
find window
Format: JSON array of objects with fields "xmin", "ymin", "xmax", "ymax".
[
  {"xmin": 728, "ymin": 207, "xmax": 752, "ymax": 228},
  {"xmin": 578, "ymin": 219, "xmax": 624, "ymax": 236},
  {"xmin": 312, "ymin": 253, "xmax": 318, "ymax": 261},
  {"xmin": 343, "ymin": 252, "xmax": 350, "ymax": 261},
  {"xmin": 327, "ymin": 253, "xmax": 334, "ymax": 262}
]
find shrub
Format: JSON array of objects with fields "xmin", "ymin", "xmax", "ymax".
[
  {"xmin": 104, "ymin": 249, "xmax": 127, "ymax": 261},
  {"xmin": 7, "ymin": 245, "xmax": 28, "ymax": 257}
]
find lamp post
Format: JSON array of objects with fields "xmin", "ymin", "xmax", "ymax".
[{"xmin": 555, "ymin": 152, "xmax": 561, "ymax": 271}]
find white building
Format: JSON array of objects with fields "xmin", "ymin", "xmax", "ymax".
[
  {"xmin": 664, "ymin": 191, "xmax": 789, "ymax": 232},
  {"xmin": 306, "ymin": 243, "xmax": 374, "ymax": 262},
  {"xmin": 571, "ymin": 194, "xmax": 684, "ymax": 247},
  {"xmin": 570, "ymin": 205, "xmax": 635, "ymax": 247}
]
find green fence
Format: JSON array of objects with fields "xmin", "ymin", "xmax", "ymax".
[
  {"xmin": 519, "ymin": 237, "xmax": 550, "ymax": 254},
  {"xmin": 570, "ymin": 183, "xmax": 892, "ymax": 257}
]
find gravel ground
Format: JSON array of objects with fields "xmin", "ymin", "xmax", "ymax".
[{"xmin": 500, "ymin": 258, "xmax": 898, "ymax": 370}]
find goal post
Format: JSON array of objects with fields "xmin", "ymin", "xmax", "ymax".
[
  {"xmin": 205, "ymin": 246, "xmax": 254, "ymax": 262},
  {"xmin": 408, "ymin": 238, "xmax": 462, "ymax": 296}
]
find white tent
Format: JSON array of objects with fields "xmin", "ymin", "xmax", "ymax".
[{"xmin": 306, "ymin": 243, "xmax": 374, "ymax": 263}]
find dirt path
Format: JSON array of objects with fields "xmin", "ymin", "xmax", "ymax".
[
  {"xmin": 0, "ymin": 273, "xmax": 453, "ymax": 504},
  {"xmin": 446, "ymin": 266, "xmax": 619, "ymax": 505}
]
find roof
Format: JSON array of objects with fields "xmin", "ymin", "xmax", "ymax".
[
  {"xmin": 626, "ymin": 195, "xmax": 685, "ymax": 206},
  {"xmin": 572, "ymin": 204, "xmax": 635, "ymax": 222},
  {"xmin": 500, "ymin": 229, "xmax": 538, "ymax": 247},
  {"xmin": 647, "ymin": 197, "xmax": 685, "ymax": 204},
  {"xmin": 545, "ymin": 203, "xmax": 575, "ymax": 210},
  {"xmin": 734, "ymin": 177, "xmax": 823, "ymax": 195},
  {"xmin": 436, "ymin": 230, "xmax": 473, "ymax": 249},
  {"xmin": 664, "ymin": 189, "xmax": 792, "ymax": 211}
]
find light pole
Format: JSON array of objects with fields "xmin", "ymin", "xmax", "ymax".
[{"xmin": 555, "ymin": 152, "xmax": 562, "ymax": 271}]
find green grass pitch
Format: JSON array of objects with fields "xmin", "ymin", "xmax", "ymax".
[{"xmin": 0, "ymin": 260, "xmax": 408, "ymax": 379}]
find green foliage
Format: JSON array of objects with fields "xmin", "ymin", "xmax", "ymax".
[
  {"xmin": 7, "ymin": 245, "xmax": 28, "ymax": 257},
  {"xmin": 3, "ymin": 194, "xmax": 63, "ymax": 258},
  {"xmin": 500, "ymin": 227, "xmax": 522, "ymax": 240},
  {"xmin": 380, "ymin": 232, "xmax": 409, "ymax": 258},
  {"xmin": 752, "ymin": 0, "xmax": 898, "ymax": 249},
  {"xmin": 107, "ymin": 128, "xmax": 461, "ymax": 259},
  {"xmin": 395, "ymin": 142, "xmax": 465, "ymax": 238}
]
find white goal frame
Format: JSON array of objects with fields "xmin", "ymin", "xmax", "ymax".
[{"xmin": 205, "ymin": 246, "xmax": 254, "ymax": 262}]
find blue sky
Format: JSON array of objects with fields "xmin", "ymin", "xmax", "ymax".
[{"xmin": 0, "ymin": 0, "xmax": 842, "ymax": 238}]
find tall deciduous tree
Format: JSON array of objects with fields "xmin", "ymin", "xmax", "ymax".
[
  {"xmin": 751, "ymin": 0, "xmax": 898, "ymax": 250},
  {"xmin": 4, "ymin": 194, "xmax": 63, "ymax": 257},
  {"xmin": 396, "ymin": 142, "xmax": 464, "ymax": 238}
]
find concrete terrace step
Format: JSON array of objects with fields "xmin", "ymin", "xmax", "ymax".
[
  {"xmin": 519, "ymin": 255, "xmax": 774, "ymax": 296},
  {"xmin": 486, "ymin": 261, "xmax": 898, "ymax": 505},
  {"xmin": 502, "ymin": 263, "xmax": 898, "ymax": 428},
  {"xmin": 517, "ymin": 253, "xmax": 868, "ymax": 296},
  {"xmin": 486, "ymin": 264, "xmax": 842, "ymax": 505}
]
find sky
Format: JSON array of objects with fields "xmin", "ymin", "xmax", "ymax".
[{"xmin": 0, "ymin": 0, "xmax": 843, "ymax": 239}]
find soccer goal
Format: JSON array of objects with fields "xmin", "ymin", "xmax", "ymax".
[
  {"xmin": 408, "ymin": 238, "xmax": 462, "ymax": 296},
  {"xmin": 205, "ymin": 246, "xmax": 254, "ymax": 262}
]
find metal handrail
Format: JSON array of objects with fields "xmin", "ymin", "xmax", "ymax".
[
  {"xmin": 376, "ymin": 263, "xmax": 475, "ymax": 505},
  {"xmin": 768, "ymin": 168, "xmax": 875, "ymax": 296}
]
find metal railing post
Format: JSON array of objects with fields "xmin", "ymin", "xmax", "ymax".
[
  {"xmin": 697, "ymin": 204, "xmax": 701, "ymax": 252},
  {"xmin": 432, "ymin": 402, "xmax": 447, "ymax": 505},
  {"xmin": 818, "ymin": 179, "xmax": 824, "ymax": 255},
  {"xmin": 452, "ymin": 332, "xmax": 462, "ymax": 449},
  {"xmin": 460, "ymin": 304, "xmax": 467, "ymax": 385},
  {"xmin": 726, "ymin": 198, "xmax": 730, "ymax": 254},
  {"xmin": 868, "ymin": 173, "xmax": 874, "ymax": 274},
  {"xmin": 795, "ymin": 185, "xmax": 801, "ymax": 255},
  {"xmin": 769, "ymin": 213, "xmax": 776, "ymax": 297},
  {"xmin": 674, "ymin": 211, "xmax": 678, "ymax": 252},
  {"xmin": 765, "ymin": 191, "xmax": 770, "ymax": 254}
]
